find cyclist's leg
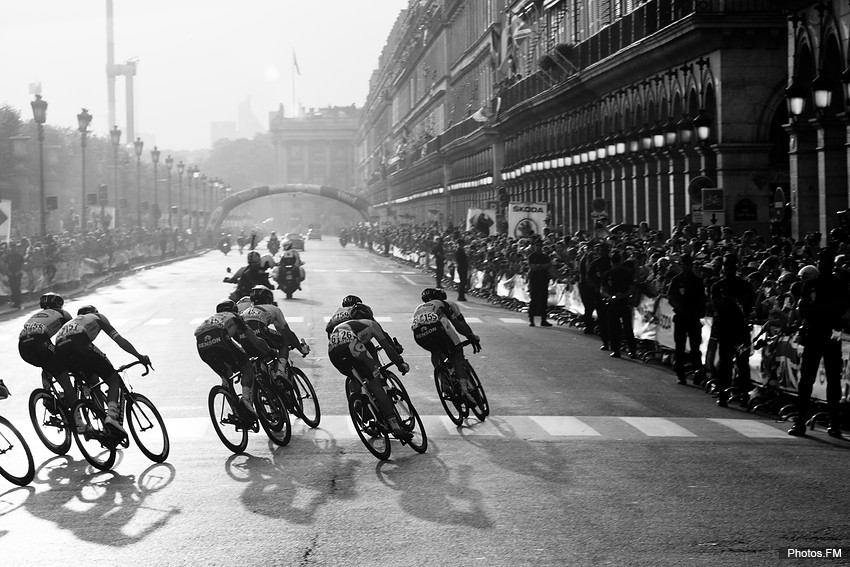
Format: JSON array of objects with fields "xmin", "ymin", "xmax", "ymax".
[{"xmin": 351, "ymin": 345, "xmax": 410, "ymax": 439}]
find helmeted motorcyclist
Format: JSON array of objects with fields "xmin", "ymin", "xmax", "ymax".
[
  {"xmin": 268, "ymin": 231, "xmax": 280, "ymax": 255},
  {"xmin": 278, "ymin": 241, "xmax": 305, "ymax": 290},
  {"xmin": 224, "ymin": 251, "xmax": 273, "ymax": 300}
]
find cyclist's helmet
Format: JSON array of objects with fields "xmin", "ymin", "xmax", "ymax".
[
  {"xmin": 798, "ymin": 265, "xmax": 819, "ymax": 281},
  {"xmin": 349, "ymin": 303, "xmax": 374, "ymax": 321},
  {"xmin": 216, "ymin": 299, "xmax": 238, "ymax": 313},
  {"xmin": 421, "ymin": 287, "xmax": 447, "ymax": 303},
  {"xmin": 341, "ymin": 294, "xmax": 362, "ymax": 307},
  {"xmin": 260, "ymin": 254, "xmax": 275, "ymax": 270},
  {"xmin": 77, "ymin": 305, "xmax": 98, "ymax": 316},
  {"xmin": 249, "ymin": 285, "xmax": 274, "ymax": 305},
  {"xmin": 40, "ymin": 292, "xmax": 64, "ymax": 310},
  {"xmin": 247, "ymin": 251, "xmax": 261, "ymax": 265},
  {"xmin": 236, "ymin": 295, "xmax": 253, "ymax": 312}
]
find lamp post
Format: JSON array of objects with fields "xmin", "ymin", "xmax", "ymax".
[
  {"xmin": 177, "ymin": 161, "xmax": 185, "ymax": 230},
  {"xmin": 200, "ymin": 174, "xmax": 207, "ymax": 229},
  {"xmin": 150, "ymin": 146, "xmax": 160, "ymax": 228},
  {"xmin": 189, "ymin": 166, "xmax": 199, "ymax": 231},
  {"xmin": 110, "ymin": 125, "xmax": 122, "ymax": 229},
  {"xmin": 31, "ymin": 94, "xmax": 48, "ymax": 237},
  {"xmin": 165, "ymin": 155, "xmax": 173, "ymax": 227},
  {"xmin": 133, "ymin": 138, "xmax": 144, "ymax": 227},
  {"xmin": 77, "ymin": 108, "xmax": 92, "ymax": 234}
]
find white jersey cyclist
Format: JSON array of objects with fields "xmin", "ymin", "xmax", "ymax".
[{"xmin": 240, "ymin": 286, "xmax": 309, "ymax": 359}]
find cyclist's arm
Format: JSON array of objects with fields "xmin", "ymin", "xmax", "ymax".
[
  {"xmin": 367, "ymin": 321, "xmax": 404, "ymax": 367},
  {"xmin": 443, "ymin": 301, "xmax": 476, "ymax": 340},
  {"xmin": 233, "ymin": 317, "xmax": 273, "ymax": 356},
  {"xmin": 99, "ymin": 314, "xmax": 145, "ymax": 360},
  {"xmin": 271, "ymin": 308, "xmax": 301, "ymax": 351}
]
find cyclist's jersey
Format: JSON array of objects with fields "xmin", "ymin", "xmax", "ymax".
[
  {"xmin": 325, "ymin": 306, "xmax": 355, "ymax": 336},
  {"xmin": 19, "ymin": 308, "xmax": 72, "ymax": 339},
  {"xmin": 411, "ymin": 299, "xmax": 466, "ymax": 344},
  {"xmin": 193, "ymin": 312, "xmax": 247, "ymax": 340},
  {"xmin": 328, "ymin": 319, "xmax": 402, "ymax": 367},
  {"xmin": 55, "ymin": 312, "xmax": 120, "ymax": 344},
  {"xmin": 241, "ymin": 303, "xmax": 288, "ymax": 334}
]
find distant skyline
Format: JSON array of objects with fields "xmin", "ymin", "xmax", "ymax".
[{"xmin": 1, "ymin": 0, "xmax": 406, "ymax": 150}]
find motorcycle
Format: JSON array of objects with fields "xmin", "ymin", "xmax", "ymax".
[
  {"xmin": 276, "ymin": 259, "xmax": 300, "ymax": 299},
  {"xmin": 223, "ymin": 266, "xmax": 252, "ymax": 302},
  {"xmin": 339, "ymin": 233, "xmax": 349, "ymax": 248},
  {"xmin": 219, "ymin": 240, "xmax": 231, "ymax": 255}
]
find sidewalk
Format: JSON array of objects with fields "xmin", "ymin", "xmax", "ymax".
[{"xmin": 0, "ymin": 250, "xmax": 208, "ymax": 319}]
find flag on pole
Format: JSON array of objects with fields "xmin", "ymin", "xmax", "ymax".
[{"xmin": 292, "ymin": 50, "xmax": 301, "ymax": 76}]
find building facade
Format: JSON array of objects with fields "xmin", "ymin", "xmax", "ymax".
[{"xmin": 356, "ymin": 0, "xmax": 850, "ymax": 241}]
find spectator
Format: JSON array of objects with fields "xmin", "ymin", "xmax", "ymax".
[
  {"xmin": 527, "ymin": 239, "xmax": 553, "ymax": 327},
  {"xmin": 588, "ymin": 242, "xmax": 613, "ymax": 350},
  {"xmin": 455, "ymin": 234, "xmax": 468, "ymax": 302},
  {"xmin": 668, "ymin": 253, "xmax": 706, "ymax": 384},
  {"xmin": 4, "ymin": 241, "xmax": 25, "ymax": 308},
  {"xmin": 432, "ymin": 236, "xmax": 445, "ymax": 289},
  {"xmin": 601, "ymin": 250, "xmax": 637, "ymax": 358}
]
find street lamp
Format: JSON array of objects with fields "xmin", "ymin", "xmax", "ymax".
[
  {"xmin": 150, "ymin": 146, "xmax": 160, "ymax": 228},
  {"xmin": 77, "ymin": 108, "xmax": 92, "ymax": 234},
  {"xmin": 165, "ymin": 155, "xmax": 174, "ymax": 227},
  {"xmin": 110, "ymin": 125, "xmax": 122, "ymax": 228},
  {"xmin": 200, "ymin": 173, "xmax": 207, "ymax": 229},
  {"xmin": 31, "ymin": 94, "xmax": 48, "ymax": 237},
  {"xmin": 177, "ymin": 160, "xmax": 185, "ymax": 230},
  {"xmin": 133, "ymin": 137, "xmax": 144, "ymax": 227}
]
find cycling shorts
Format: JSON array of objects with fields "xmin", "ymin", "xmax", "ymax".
[
  {"xmin": 328, "ymin": 340, "xmax": 376, "ymax": 382},
  {"xmin": 246, "ymin": 321, "xmax": 285, "ymax": 351},
  {"xmin": 197, "ymin": 329, "xmax": 248, "ymax": 378},
  {"xmin": 413, "ymin": 322, "xmax": 456, "ymax": 357},
  {"xmin": 55, "ymin": 334, "xmax": 115, "ymax": 381},
  {"xmin": 19, "ymin": 334, "xmax": 66, "ymax": 378}
]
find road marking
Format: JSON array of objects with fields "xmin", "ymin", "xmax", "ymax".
[
  {"xmin": 465, "ymin": 317, "xmax": 482, "ymax": 323},
  {"xmin": 401, "ymin": 275, "xmax": 419, "ymax": 285},
  {"xmin": 145, "ymin": 318, "xmax": 172, "ymax": 325},
  {"xmin": 499, "ymin": 318, "xmax": 527, "ymax": 324},
  {"xmin": 375, "ymin": 316, "xmax": 392, "ymax": 323},
  {"xmin": 286, "ymin": 316, "xmax": 304, "ymax": 323},
  {"xmin": 620, "ymin": 417, "xmax": 697, "ymax": 437},
  {"xmin": 530, "ymin": 416, "xmax": 601, "ymax": 436},
  {"xmin": 190, "ymin": 318, "xmax": 205, "ymax": 325},
  {"xmin": 709, "ymin": 418, "xmax": 793, "ymax": 438}
]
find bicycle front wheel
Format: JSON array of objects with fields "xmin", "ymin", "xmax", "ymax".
[
  {"xmin": 386, "ymin": 371, "xmax": 428, "ymax": 454},
  {"xmin": 71, "ymin": 399, "xmax": 117, "ymax": 472},
  {"xmin": 208, "ymin": 386, "xmax": 249, "ymax": 453},
  {"xmin": 465, "ymin": 361, "xmax": 490, "ymax": 421},
  {"xmin": 347, "ymin": 385, "xmax": 391, "ymax": 460},
  {"xmin": 254, "ymin": 383, "xmax": 292, "ymax": 446},
  {"xmin": 434, "ymin": 367, "xmax": 465, "ymax": 426},
  {"xmin": 127, "ymin": 393, "xmax": 170, "ymax": 463},
  {"xmin": 0, "ymin": 416, "xmax": 35, "ymax": 486},
  {"xmin": 288, "ymin": 367, "xmax": 321, "ymax": 428},
  {"xmin": 29, "ymin": 388, "xmax": 72, "ymax": 455}
]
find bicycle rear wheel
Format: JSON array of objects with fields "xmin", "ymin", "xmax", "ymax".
[
  {"xmin": 346, "ymin": 382, "xmax": 391, "ymax": 460},
  {"xmin": 71, "ymin": 399, "xmax": 117, "ymax": 472},
  {"xmin": 254, "ymin": 382, "xmax": 292, "ymax": 446},
  {"xmin": 127, "ymin": 393, "xmax": 170, "ymax": 463},
  {"xmin": 465, "ymin": 361, "xmax": 490, "ymax": 421},
  {"xmin": 0, "ymin": 415, "xmax": 35, "ymax": 486},
  {"xmin": 29, "ymin": 388, "xmax": 72, "ymax": 455},
  {"xmin": 386, "ymin": 371, "xmax": 428, "ymax": 454},
  {"xmin": 208, "ymin": 386, "xmax": 249, "ymax": 453},
  {"xmin": 288, "ymin": 367, "xmax": 321, "ymax": 428},
  {"xmin": 434, "ymin": 366, "xmax": 465, "ymax": 426}
]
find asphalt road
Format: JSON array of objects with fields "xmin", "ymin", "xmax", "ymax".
[{"xmin": 0, "ymin": 238, "xmax": 848, "ymax": 567}]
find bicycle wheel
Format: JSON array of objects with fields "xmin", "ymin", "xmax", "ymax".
[
  {"xmin": 288, "ymin": 367, "xmax": 321, "ymax": 428},
  {"xmin": 434, "ymin": 366, "xmax": 465, "ymax": 426},
  {"xmin": 126, "ymin": 393, "xmax": 170, "ymax": 463},
  {"xmin": 346, "ymin": 384, "xmax": 391, "ymax": 460},
  {"xmin": 0, "ymin": 416, "xmax": 35, "ymax": 486},
  {"xmin": 465, "ymin": 361, "xmax": 490, "ymax": 420},
  {"xmin": 208, "ymin": 386, "xmax": 249, "ymax": 453},
  {"xmin": 71, "ymin": 399, "xmax": 117, "ymax": 472},
  {"xmin": 28, "ymin": 388, "xmax": 72, "ymax": 455},
  {"xmin": 254, "ymin": 382, "xmax": 292, "ymax": 446},
  {"xmin": 385, "ymin": 372, "xmax": 427, "ymax": 454}
]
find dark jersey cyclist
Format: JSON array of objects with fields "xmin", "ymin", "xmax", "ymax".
[
  {"xmin": 327, "ymin": 302, "xmax": 411, "ymax": 441},
  {"xmin": 240, "ymin": 286, "xmax": 310, "ymax": 371},
  {"xmin": 412, "ymin": 288, "xmax": 481, "ymax": 403},
  {"xmin": 325, "ymin": 294, "xmax": 365, "ymax": 336},
  {"xmin": 54, "ymin": 305, "xmax": 151, "ymax": 437},
  {"xmin": 19, "ymin": 292, "xmax": 74, "ymax": 410}
]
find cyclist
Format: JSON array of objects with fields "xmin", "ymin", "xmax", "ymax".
[
  {"xmin": 327, "ymin": 302, "xmax": 412, "ymax": 441},
  {"xmin": 240, "ymin": 286, "xmax": 310, "ymax": 371},
  {"xmin": 18, "ymin": 293, "xmax": 75, "ymax": 411},
  {"xmin": 54, "ymin": 305, "xmax": 151, "ymax": 437},
  {"xmin": 411, "ymin": 287, "xmax": 481, "ymax": 404},
  {"xmin": 325, "ymin": 294, "xmax": 366, "ymax": 336},
  {"xmin": 195, "ymin": 299, "xmax": 274, "ymax": 416}
]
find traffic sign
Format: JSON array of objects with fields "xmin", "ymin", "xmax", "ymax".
[
  {"xmin": 702, "ymin": 188, "xmax": 725, "ymax": 212},
  {"xmin": 702, "ymin": 211, "xmax": 725, "ymax": 227}
]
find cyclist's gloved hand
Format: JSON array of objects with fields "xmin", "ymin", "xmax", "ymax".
[
  {"xmin": 471, "ymin": 335, "xmax": 482, "ymax": 353},
  {"xmin": 397, "ymin": 361, "xmax": 410, "ymax": 375},
  {"xmin": 139, "ymin": 354, "xmax": 153, "ymax": 369}
]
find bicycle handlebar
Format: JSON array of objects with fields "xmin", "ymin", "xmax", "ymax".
[{"xmin": 115, "ymin": 359, "xmax": 151, "ymax": 376}]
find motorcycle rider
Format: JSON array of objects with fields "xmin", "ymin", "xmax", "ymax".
[
  {"xmin": 224, "ymin": 251, "xmax": 273, "ymax": 301},
  {"xmin": 237, "ymin": 230, "xmax": 247, "ymax": 254},
  {"xmin": 278, "ymin": 241, "xmax": 305, "ymax": 291},
  {"xmin": 268, "ymin": 231, "xmax": 280, "ymax": 256}
]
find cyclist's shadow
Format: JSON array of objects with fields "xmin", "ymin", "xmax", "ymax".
[
  {"xmin": 21, "ymin": 455, "xmax": 179, "ymax": 546},
  {"xmin": 225, "ymin": 432, "xmax": 359, "ymax": 524},
  {"xmin": 375, "ymin": 452, "xmax": 494, "ymax": 529}
]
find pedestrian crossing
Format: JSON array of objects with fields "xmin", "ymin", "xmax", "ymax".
[{"xmin": 164, "ymin": 414, "xmax": 799, "ymax": 442}]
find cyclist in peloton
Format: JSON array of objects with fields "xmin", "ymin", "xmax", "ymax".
[
  {"xmin": 412, "ymin": 287, "xmax": 482, "ymax": 404},
  {"xmin": 195, "ymin": 299, "xmax": 274, "ymax": 416},
  {"xmin": 325, "ymin": 294, "xmax": 365, "ymax": 336},
  {"xmin": 327, "ymin": 302, "xmax": 412, "ymax": 440},
  {"xmin": 240, "ymin": 286, "xmax": 310, "ymax": 372},
  {"xmin": 18, "ymin": 293, "xmax": 75, "ymax": 411},
  {"xmin": 54, "ymin": 305, "xmax": 151, "ymax": 437}
]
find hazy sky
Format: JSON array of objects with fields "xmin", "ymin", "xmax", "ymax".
[{"xmin": 1, "ymin": 0, "xmax": 406, "ymax": 150}]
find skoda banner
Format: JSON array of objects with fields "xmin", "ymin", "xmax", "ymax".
[
  {"xmin": 507, "ymin": 202, "xmax": 548, "ymax": 238},
  {"xmin": 467, "ymin": 208, "xmax": 497, "ymax": 236}
]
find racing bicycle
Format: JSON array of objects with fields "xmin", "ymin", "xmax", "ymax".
[
  {"xmin": 72, "ymin": 360, "xmax": 170, "ymax": 471},
  {"xmin": 272, "ymin": 342, "xmax": 321, "ymax": 428},
  {"xmin": 29, "ymin": 375, "xmax": 77, "ymax": 456},
  {"xmin": 0, "ymin": 391, "xmax": 35, "ymax": 486},
  {"xmin": 344, "ymin": 339, "xmax": 427, "ymax": 460},
  {"xmin": 433, "ymin": 339, "xmax": 489, "ymax": 425},
  {"xmin": 208, "ymin": 353, "xmax": 292, "ymax": 453}
]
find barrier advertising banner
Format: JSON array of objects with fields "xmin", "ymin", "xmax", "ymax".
[
  {"xmin": 466, "ymin": 208, "xmax": 497, "ymax": 236},
  {"xmin": 507, "ymin": 202, "xmax": 548, "ymax": 238}
]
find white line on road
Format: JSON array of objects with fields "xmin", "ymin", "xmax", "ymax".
[
  {"xmin": 499, "ymin": 318, "xmax": 527, "ymax": 324},
  {"xmin": 620, "ymin": 417, "xmax": 697, "ymax": 437},
  {"xmin": 530, "ymin": 416, "xmax": 601, "ymax": 436},
  {"xmin": 145, "ymin": 318, "xmax": 172, "ymax": 325},
  {"xmin": 709, "ymin": 418, "xmax": 793, "ymax": 438}
]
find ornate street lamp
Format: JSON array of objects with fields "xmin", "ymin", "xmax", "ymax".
[
  {"xmin": 677, "ymin": 114, "xmax": 693, "ymax": 146},
  {"xmin": 165, "ymin": 155, "xmax": 174, "ymax": 227},
  {"xmin": 110, "ymin": 125, "xmax": 122, "ymax": 229},
  {"xmin": 77, "ymin": 108, "xmax": 92, "ymax": 234},
  {"xmin": 177, "ymin": 160, "xmax": 185, "ymax": 230},
  {"xmin": 785, "ymin": 78, "xmax": 807, "ymax": 118},
  {"xmin": 693, "ymin": 110, "xmax": 712, "ymax": 143},
  {"xmin": 150, "ymin": 146, "xmax": 161, "ymax": 228},
  {"xmin": 811, "ymin": 73, "xmax": 833, "ymax": 113},
  {"xmin": 31, "ymin": 95, "xmax": 48, "ymax": 237},
  {"xmin": 133, "ymin": 137, "xmax": 144, "ymax": 227}
]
